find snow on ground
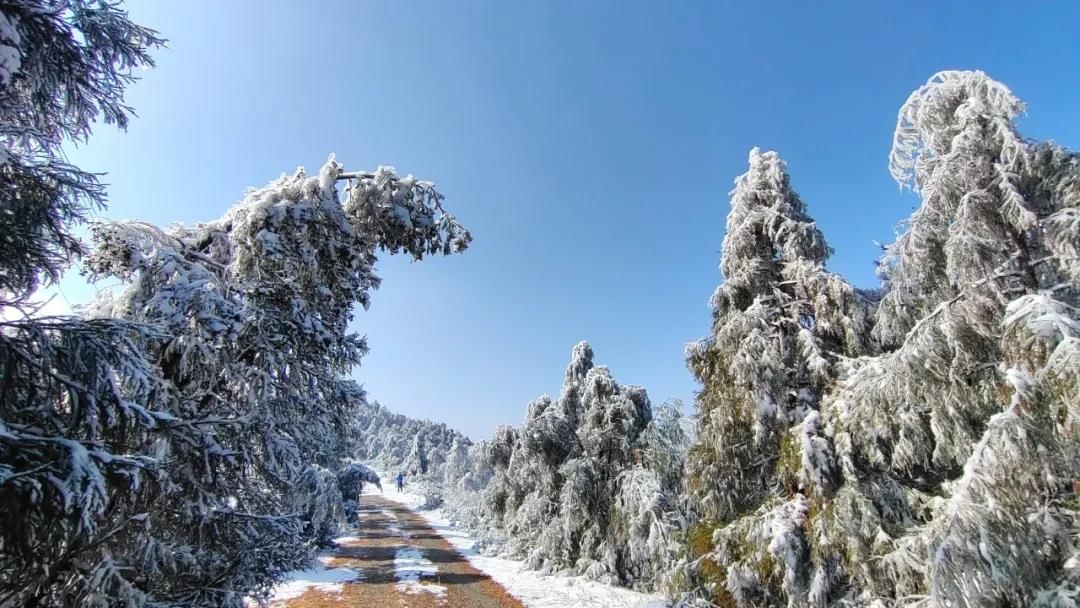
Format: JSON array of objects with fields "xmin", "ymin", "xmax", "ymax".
[
  {"xmin": 422, "ymin": 509, "xmax": 669, "ymax": 608},
  {"xmin": 363, "ymin": 475, "xmax": 424, "ymax": 509},
  {"xmin": 262, "ymin": 553, "xmax": 362, "ymax": 604},
  {"xmin": 378, "ymin": 507, "xmax": 409, "ymax": 538},
  {"xmin": 365, "ymin": 472, "xmax": 669, "ymax": 608},
  {"xmin": 394, "ymin": 546, "xmax": 447, "ymax": 599}
]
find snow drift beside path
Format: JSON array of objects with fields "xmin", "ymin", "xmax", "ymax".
[{"xmin": 423, "ymin": 509, "xmax": 669, "ymax": 608}]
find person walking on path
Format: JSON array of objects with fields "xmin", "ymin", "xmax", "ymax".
[{"xmin": 395, "ymin": 472, "xmax": 405, "ymax": 492}]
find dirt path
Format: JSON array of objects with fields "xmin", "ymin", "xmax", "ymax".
[{"xmin": 276, "ymin": 494, "xmax": 525, "ymax": 608}]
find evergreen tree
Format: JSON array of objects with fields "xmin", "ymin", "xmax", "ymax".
[
  {"xmin": 475, "ymin": 342, "xmax": 681, "ymax": 590},
  {"xmin": 0, "ymin": 2, "xmax": 209, "ymax": 605},
  {"xmin": 406, "ymin": 433, "xmax": 429, "ymax": 476},
  {"xmin": 680, "ymin": 148, "xmax": 873, "ymax": 606},
  {"xmin": 677, "ymin": 71, "xmax": 1080, "ymax": 608},
  {"xmin": 0, "ymin": 0, "xmax": 162, "ymax": 308},
  {"xmin": 640, "ymin": 399, "xmax": 692, "ymax": 497},
  {"xmin": 825, "ymin": 70, "xmax": 1080, "ymax": 607},
  {"xmin": 84, "ymin": 157, "xmax": 471, "ymax": 604},
  {"xmin": 350, "ymin": 399, "xmax": 472, "ymax": 480}
]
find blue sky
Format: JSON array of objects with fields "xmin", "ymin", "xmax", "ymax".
[{"xmin": 58, "ymin": 0, "xmax": 1080, "ymax": 439}]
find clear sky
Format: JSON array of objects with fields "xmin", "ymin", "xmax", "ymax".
[{"xmin": 56, "ymin": 0, "xmax": 1080, "ymax": 439}]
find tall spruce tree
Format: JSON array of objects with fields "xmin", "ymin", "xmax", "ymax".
[
  {"xmin": 0, "ymin": 2, "xmax": 246, "ymax": 605},
  {"xmin": 826, "ymin": 70, "xmax": 1080, "ymax": 607},
  {"xmin": 680, "ymin": 148, "xmax": 873, "ymax": 606},
  {"xmin": 476, "ymin": 342, "xmax": 681, "ymax": 590},
  {"xmin": 677, "ymin": 71, "xmax": 1080, "ymax": 608}
]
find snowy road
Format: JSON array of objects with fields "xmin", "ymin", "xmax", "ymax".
[
  {"xmin": 268, "ymin": 493, "xmax": 524, "ymax": 607},
  {"xmin": 264, "ymin": 484, "xmax": 669, "ymax": 607}
]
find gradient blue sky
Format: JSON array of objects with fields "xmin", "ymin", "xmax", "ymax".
[{"xmin": 57, "ymin": 1, "xmax": 1080, "ymax": 439}]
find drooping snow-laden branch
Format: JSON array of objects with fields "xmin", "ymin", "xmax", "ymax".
[{"xmin": 72, "ymin": 155, "xmax": 473, "ymax": 606}]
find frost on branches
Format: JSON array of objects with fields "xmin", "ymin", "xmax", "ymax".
[
  {"xmin": 80, "ymin": 156, "xmax": 470, "ymax": 605},
  {"xmin": 464, "ymin": 342, "xmax": 689, "ymax": 591},
  {"xmin": 678, "ymin": 147, "xmax": 873, "ymax": 606},
  {"xmin": 345, "ymin": 398, "xmax": 476, "ymax": 510},
  {"xmin": 0, "ymin": 2, "xmax": 184, "ymax": 606},
  {"xmin": 678, "ymin": 71, "xmax": 1080, "ymax": 608},
  {"xmin": 829, "ymin": 71, "xmax": 1080, "ymax": 607},
  {"xmin": 0, "ymin": 3, "xmax": 471, "ymax": 601}
]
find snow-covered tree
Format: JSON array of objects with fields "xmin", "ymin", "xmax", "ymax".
[
  {"xmin": 0, "ymin": 3, "xmax": 471, "ymax": 599},
  {"xmin": 81, "ymin": 155, "xmax": 470, "ymax": 604},
  {"xmin": 471, "ymin": 342, "xmax": 681, "ymax": 590},
  {"xmin": 822, "ymin": 70, "xmax": 1080, "ymax": 607},
  {"xmin": 444, "ymin": 435, "xmax": 471, "ymax": 484},
  {"xmin": 675, "ymin": 71, "xmax": 1080, "ymax": 608},
  {"xmin": 337, "ymin": 462, "xmax": 382, "ymax": 498},
  {"xmin": 405, "ymin": 433, "xmax": 430, "ymax": 476},
  {"xmin": 440, "ymin": 436, "xmax": 495, "ymax": 527},
  {"xmin": 0, "ymin": 3, "xmax": 199, "ymax": 605},
  {"xmin": 679, "ymin": 148, "xmax": 873, "ymax": 605},
  {"xmin": 0, "ymin": 0, "xmax": 162, "ymax": 310},
  {"xmin": 640, "ymin": 399, "xmax": 692, "ymax": 497},
  {"xmin": 349, "ymin": 398, "xmax": 473, "ymax": 481},
  {"xmin": 877, "ymin": 70, "xmax": 1035, "ymax": 345}
]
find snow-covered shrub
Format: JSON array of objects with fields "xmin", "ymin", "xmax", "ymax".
[{"xmin": 419, "ymin": 492, "xmax": 446, "ymax": 511}]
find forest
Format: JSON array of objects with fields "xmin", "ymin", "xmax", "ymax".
[{"xmin": 0, "ymin": 1, "xmax": 1077, "ymax": 607}]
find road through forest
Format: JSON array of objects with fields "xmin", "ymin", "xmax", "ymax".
[{"xmin": 274, "ymin": 494, "xmax": 525, "ymax": 608}]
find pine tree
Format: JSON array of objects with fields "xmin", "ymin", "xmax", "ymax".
[
  {"xmin": 475, "ymin": 342, "xmax": 680, "ymax": 590},
  {"xmin": 0, "ymin": 2, "xmax": 214, "ymax": 605},
  {"xmin": 83, "ymin": 157, "xmax": 471, "ymax": 604},
  {"xmin": 825, "ymin": 70, "xmax": 1080, "ymax": 607},
  {"xmin": 680, "ymin": 148, "xmax": 873, "ymax": 606}
]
